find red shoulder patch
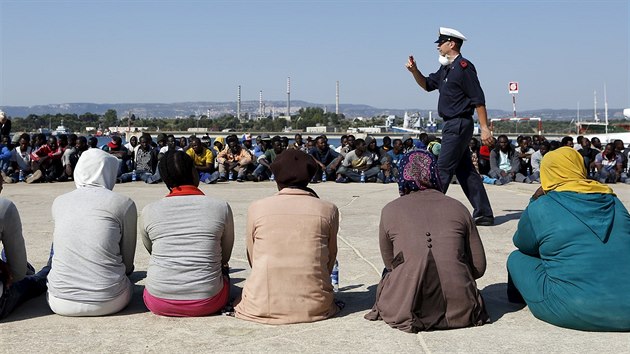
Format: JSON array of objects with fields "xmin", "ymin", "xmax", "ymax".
[{"xmin": 460, "ymin": 60, "xmax": 468, "ymax": 68}]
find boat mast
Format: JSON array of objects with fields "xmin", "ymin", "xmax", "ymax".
[
  {"xmin": 594, "ymin": 90, "xmax": 599, "ymax": 122},
  {"xmin": 576, "ymin": 101, "xmax": 580, "ymax": 134}
]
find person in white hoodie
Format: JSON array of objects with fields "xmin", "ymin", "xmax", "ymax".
[{"xmin": 47, "ymin": 148, "xmax": 137, "ymax": 316}]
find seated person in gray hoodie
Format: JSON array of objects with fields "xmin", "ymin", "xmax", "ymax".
[{"xmin": 47, "ymin": 148, "xmax": 137, "ymax": 316}]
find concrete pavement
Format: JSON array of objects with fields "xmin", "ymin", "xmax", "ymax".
[{"xmin": 1, "ymin": 180, "xmax": 630, "ymax": 353}]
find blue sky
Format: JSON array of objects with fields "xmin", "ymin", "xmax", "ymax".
[{"xmin": 0, "ymin": 0, "xmax": 628, "ymax": 112}]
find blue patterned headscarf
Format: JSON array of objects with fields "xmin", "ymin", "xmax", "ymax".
[{"xmin": 397, "ymin": 150, "xmax": 442, "ymax": 196}]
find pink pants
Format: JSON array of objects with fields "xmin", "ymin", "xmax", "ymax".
[{"xmin": 143, "ymin": 276, "xmax": 229, "ymax": 317}]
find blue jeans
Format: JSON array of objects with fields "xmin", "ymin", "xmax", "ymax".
[
  {"xmin": 481, "ymin": 175, "xmax": 498, "ymax": 185},
  {"xmin": 338, "ymin": 166, "xmax": 380, "ymax": 182},
  {"xmin": 0, "ymin": 265, "xmax": 50, "ymax": 320},
  {"xmin": 199, "ymin": 171, "xmax": 220, "ymax": 184},
  {"xmin": 119, "ymin": 171, "xmax": 153, "ymax": 183},
  {"xmin": 252, "ymin": 164, "xmax": 271, "ymax": 179},
  {"xmin": 313, "ymin": 158, "xmax": 342, "ymax": 182},
  {"xmin": 597, "ymin": 168, "xmax": 618, "ymax": 183},
  {"xmin": 145, "ymin": 169, "xmax": 162, "ymax": 184}
]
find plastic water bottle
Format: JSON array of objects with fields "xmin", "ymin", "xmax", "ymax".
[
  {"xmin": 19, "ymin": 170, "xmax": 24, "ymax": 182},
  {"xmin": 270, "ymin": 173, "xmax": 275, "ymax": 181},
  {"xmin": 331, "ymin": 260, "xmax": 339, "ymax": 293},
  {"xmin": 229, "ymin": 171, "xmax": 234, "ymax": 181},
  {"xmin": 321, "ymin": 172, "xmax": 327, "ymax": 182},
  {"xmin": 131, "ymin": 170, "xmax": 137, "ymax": 181},
  {"xmin": 360, "ymin": 170, "xmax": 365, "ymax": 183}
]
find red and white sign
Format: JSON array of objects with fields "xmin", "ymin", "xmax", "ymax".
[{"xmin": 508, "ymin": 81, "xmax": 519, "ymax": 94}]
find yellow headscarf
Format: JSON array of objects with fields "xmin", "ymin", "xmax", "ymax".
[{"xmin": 540, "ymin": 146, "xmax": 614, "ymax": 194}]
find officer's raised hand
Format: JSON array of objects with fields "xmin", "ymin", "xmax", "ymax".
[{"xmin": 405, "ymin": 55, "xmax": 417, "ymax": 72}]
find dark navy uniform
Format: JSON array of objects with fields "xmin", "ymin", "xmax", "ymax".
[{"xmin": 425, "ymin": 55, "xmax": 493, "ymax": 219}]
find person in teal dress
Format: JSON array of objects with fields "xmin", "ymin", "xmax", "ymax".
[{"xmin": 507, "ymin": 146, "xmax": 630, "ymax": 331}]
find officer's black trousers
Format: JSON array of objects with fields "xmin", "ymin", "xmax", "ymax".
[{"xmin": 438, "ymin": 117, "xmax": 493, "ymax": 219}]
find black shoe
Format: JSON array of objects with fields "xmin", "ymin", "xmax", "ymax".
[{"xmin": 475, "ymin": 216, "xmax": 494, "ymax": 226}]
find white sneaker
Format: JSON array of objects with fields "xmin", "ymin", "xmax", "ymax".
[
  {"xmin": 1, "ymin": 170, "xmax": 14, "ymax": 184},
  {"xmin": 26, "ymin": 170, "xmax": 43, "ymax": 184}
]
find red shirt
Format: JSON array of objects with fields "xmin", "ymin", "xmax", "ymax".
[{"xmin": 30, "ymin": 145, "xmax": 62, "ymax": 161}]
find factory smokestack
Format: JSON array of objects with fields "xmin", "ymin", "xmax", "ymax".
[
  {"xmin": 287, "ymin": 77, "xmax": 291, "ymax": 119},
  {"xmin": 336, "ymin": 81, "xmax": 340, "ymax": 115},
  {"xmin": 237, "ymin": 85, "xmax": 241, "ymax": 120}
]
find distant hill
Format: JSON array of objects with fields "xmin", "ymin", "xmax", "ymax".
[{"xmin": 1, "ymin": 101, "xmax": 627, "ymax": 121}]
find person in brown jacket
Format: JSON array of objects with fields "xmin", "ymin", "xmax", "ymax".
[
  {"xmin": 234, "ymin": 149, "xmax": 340, "ymax": 324},
  {"xmin": 365, "ymin": 150, "xmax": 489, "ymax": 332}
]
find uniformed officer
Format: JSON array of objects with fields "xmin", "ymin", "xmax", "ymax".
[{"xmin": 405, "ymin": 27, "xmax": 494, "ymax": 226}]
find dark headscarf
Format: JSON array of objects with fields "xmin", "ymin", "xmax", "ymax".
[
  {"xmin": 270, "ymin": 149, "xmax": 318, "ymax": 196},
  {"xmin": 159, "ymin": 150, "xmax": 197, "ymax": 190},
  {"xmin": 397, "ymin": 150, "xmax": 442, "ymax": 196}
]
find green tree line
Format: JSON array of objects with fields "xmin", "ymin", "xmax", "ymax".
[
  {"xmin": 11, "ymin": 108, "xmax": 623, "ymax": 135},
  {"xmin": 9, "ymin": 107, "xmax": 348, "ymax": 133}
]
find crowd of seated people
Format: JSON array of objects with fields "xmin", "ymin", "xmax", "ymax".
[
  {"xmin": 3, "ymin": 126, "xmax": 630, "ymax": 333},
  {"xmin": 576, "ymin": 136, "xmax": 630, "ymax": 184},
  {"xmin": 2, "ymin": 131, "xmax": 630, "ymax": 188},
  {"xmin": 468, "ymin": 134, "xmax": 630, "ymax": 186}
]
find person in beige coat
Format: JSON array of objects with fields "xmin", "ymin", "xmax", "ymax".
[{"xmin": 234, "ymin": 149, "xmax": 340, "ymax": 324}]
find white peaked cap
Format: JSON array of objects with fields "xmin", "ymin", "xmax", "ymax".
[{"xmin": 435, "ymin": 27, "xmax": 467, "ymax": 43}]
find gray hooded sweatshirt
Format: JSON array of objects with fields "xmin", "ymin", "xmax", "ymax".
[{"xmin": 47, "ymin": 148, "xmax": 137, "ymax": 303}]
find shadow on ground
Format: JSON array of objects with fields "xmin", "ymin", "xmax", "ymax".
[
  {"xmin": 494, "ymin": 210, "xmax": 523, "ymax": 226},
  {"xmin": 110, "ymin": 271, "xmax": 149, "ymax": 316},
  {"xmin": 335, "ymin": 284, "xmax": 377, "ymax": 318},
  {"xmin": 481, "ymin": 283, "xmax": 526, "ymax": 323},
  {"xmin": 229, "ymin": 278, "xmax": 245, "ymax": 302},
  {"xmin": 0, "ymin": 295, "xmax": 52, "ymax": 324},
  {"xmin": 1, "ymin": 270, "xmax": 152, "ymax": 323}
]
